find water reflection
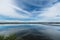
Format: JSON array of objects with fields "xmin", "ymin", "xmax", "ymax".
[{"xmin": 0, "ymin": 24, "xmax": 60, "ymax": 40}]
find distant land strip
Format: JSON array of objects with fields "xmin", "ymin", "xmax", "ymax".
[
  {"xmin": 0, "ymin": 22, "xmax": 59, "ymax": 24},
  {"xmin": 0, "ymin": 22, "xmax": 59, "ymax": 26}
]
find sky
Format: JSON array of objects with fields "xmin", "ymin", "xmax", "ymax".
[{"xmin": 0, "ymin": 0, "xmax": 60, "ymax": 22}]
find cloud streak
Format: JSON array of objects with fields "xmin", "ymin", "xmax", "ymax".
[{"xmin": 0, "ymin": 0, "xmax": 60, "ymax": 22}]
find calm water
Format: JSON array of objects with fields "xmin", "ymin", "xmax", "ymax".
[{"xmin": 0, "ymin": 24, "xmax": 60, "ymax": 40}]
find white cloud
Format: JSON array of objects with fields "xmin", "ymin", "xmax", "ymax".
[
  {"xmin": 0, "ymin": 0, "xmax": 31, "ymax": 19},
  {"xmin": 37, "ymin": 2, "xmax": 60, "ymax": 22},
  {"xmin": 0, "ymin": 0, "xmax": 60, "ymax": 22}
]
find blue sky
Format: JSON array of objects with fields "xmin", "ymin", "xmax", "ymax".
[{"xmin": 0, "ymin": 0, "xmax": 60, "ymax": 22}]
